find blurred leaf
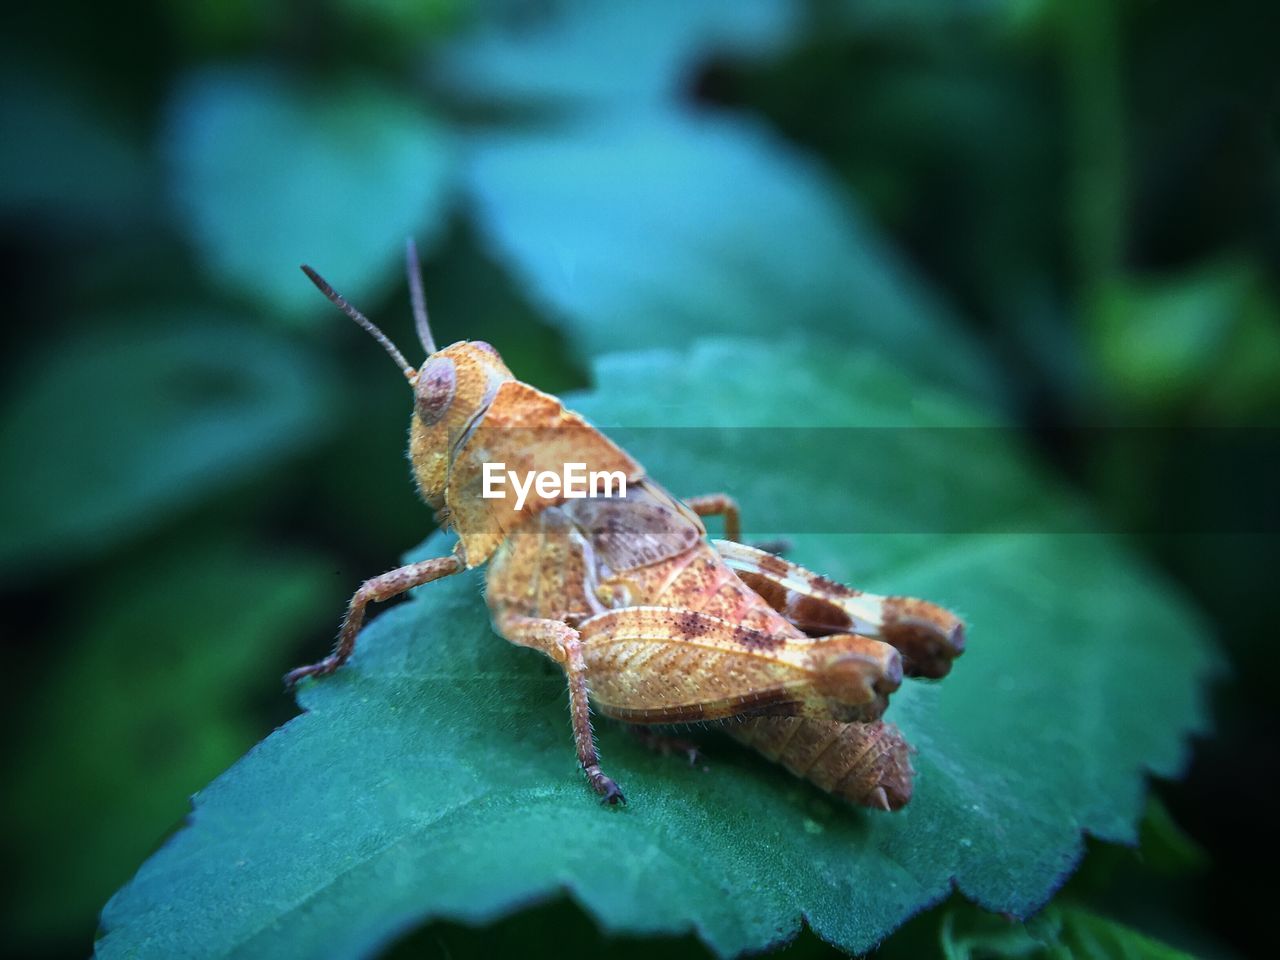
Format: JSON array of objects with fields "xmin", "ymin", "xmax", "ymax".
[
  {"xmin": 1094, "ymin": 259, "xmax": 1280, "ymax": 413},
  {"xmin": 836, "ymin": 0, "xmax": 1019, "ymax": 31},
  {"xmin": 876, "ymin": 796, "xmax": 1221, "ymax": 960},
  {"xmin": 161, "ymin": 0, "xmax": 463, "ymax": 53},
  {"xmin": 1065, "ymin": 797, "xmax": 1208, "ymax": 906},
  {"xmin": 164, "ymin": 67, "xmax": 455, "ymax": 321},
  {"xmin": 160, "ymin": 0, "xmax": 290, "ymax": 51},
  {"xmin": 467, "ymin": 112, "xmax": 1001, "ymax": 402},
  {"xmin": 386, "ymin": 895, "xmax": 846, "ymax": 960},
  {"xmin": 0, "ymin": 314, "xmax": 337, "ymax": 576},
  {"xmin": 334, "ymin": 0, "xmax": 466, "ymax": 38},
  {"xmin": 938, "ymin": 906, "xmax": 1047, "ymax": 960},
  {"xmin": 1041, "ymin": 908, "xmax": 1195, "ymax": 959},
  {"xmin": 1197, "ymin": 283, "xmax": 1280, "ymax": 419},
  {"xmin": 1130, "ymin": 797, "xmax": 1208, "ymax": 876},
  {"xmin": 2, "ymin": 541, "xmax": 335, "ymax": 947},
  {"xmin": 437, "ymin": 0, "xmax": 794, "ymax": 108},
  {"xmin": 97, "ymin": 339, "xmax": 1213, "ymax": 958},
  {"xmin": 0, "ymin": 66, "xmax": 150, "ymax": 226},
  {"xmin": 940, "ymin": 902, "xmax": 1194, "ymax": 959},
  {"xmin": 1097, "ymin": 267, "xmax": 1234, "ymax": 402}
]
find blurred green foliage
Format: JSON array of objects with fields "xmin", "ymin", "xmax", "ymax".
[
  {"xmin": 1, "ymin": 0, "xmax": 1275, "ymax": 958},
  {"xmin": 0, "ymin": 316, "xmax": 337, "ymax": 572},
  {"xmin": 7, "ymin": 543, "xmax": 336, "ymax": 942},
  {"xmin": 166, "ymin": 68, "xmax": 456, "ymax": 319}
]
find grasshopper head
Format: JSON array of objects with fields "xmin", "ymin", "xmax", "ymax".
[
  {"xmin": 409, "ymin": 341, "xmax": 513, "ymax": 510},
  {"xmin": 300, "ymin": 242, "xmax": 513, "ymax": 513}
]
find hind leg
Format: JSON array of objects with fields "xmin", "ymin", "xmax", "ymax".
[
  {"xmin": 712, "ymin": 539, "xmax": 966, "ymax": 679},
  {"xmin": 626, "ymin": 726, "xmax": 705, "ymax": 767}
]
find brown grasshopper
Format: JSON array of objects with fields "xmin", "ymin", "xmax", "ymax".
[{"xmin": 285, "ymin": 242, "xmax": 966, "ymax": 810}]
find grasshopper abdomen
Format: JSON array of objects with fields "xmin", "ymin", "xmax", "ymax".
[{"xmin": 730, "ymin": 717, "xmax": 915, "ymax": 811}]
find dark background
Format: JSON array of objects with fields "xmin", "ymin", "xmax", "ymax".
[{"xmin": 1, "ymin": 1, "xmax": 1276, "ymax": 957}]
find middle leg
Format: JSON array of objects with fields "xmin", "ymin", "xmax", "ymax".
[
  {"xmin": 498, "ymin": 613, "xmax": 626, "ymax": 805},
  {"xmin": 684, "ymin": 492, "xmax": 741, "ymax": 543},
  {"xmin": 686, "ymin": 491, "xmax": 789, "ymax": 555}
]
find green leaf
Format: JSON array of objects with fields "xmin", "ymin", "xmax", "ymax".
[
  {"xmin": 329, "ymin": 0, "xmax": 465, "ymax": 42},
  {"xmin": 96, "ymin": 340, "xmax": 1214, "ymax": 958},
  {"xmin": 164, "ymin": 68, "xmax": 455, "ymax": 321},
  {"xmin": 466, "ymin": 112, "xmax": 1000, "ymax": 402},
  {"xmin": 1065, "ymin": 796, "xmax": 1209, "ymax": 905},
  {"xmin": 839, "ymin": 0, "xmax": 1021, "ymax": 32},
  {"xmin": 1129, "ymin": 798, "xmax": 1208, "ymax": 876},
  {"xmin": 0, "ymin": 314, "xmax": 336, "ymax": 576},
  {"xmin": 0, "ymin": 66, "xmax": 150, "ymax": 226},
  {"xmin": 389, "ymin": 896, "xmax": 847, "ymax": 959},
  {"xmin": 940, "ymin": 902, "xmax": 1196, "ymax": 960},
  {"xmin": 437, "ymin": 0, "xmax": 795, "ymax": 108},
  {"xmin": 1093, "ymin": 259, "xmax": 1280, "ymax": 410},
  {"xmin": 1048, "ymin": 908, "xmax": 1195, "ymax": 959},
  {"xmin": 2, "ymin": 541, "xmax": 336, "ymax": 948}
]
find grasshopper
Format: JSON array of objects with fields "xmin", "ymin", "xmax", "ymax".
[{"xmin": 285, "ymin": 243, "xmax": 966, "ymax": 810}]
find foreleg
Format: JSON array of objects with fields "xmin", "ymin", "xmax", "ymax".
[{"xmin": 284, "ymin": 553, "xmax": 464, "ymax": 687}]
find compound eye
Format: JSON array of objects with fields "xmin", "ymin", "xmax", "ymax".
[{"xmin": 415, "ymin": 356, "xmax": 456, "ymax": 426}]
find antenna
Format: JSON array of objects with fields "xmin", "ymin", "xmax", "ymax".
[
  {"xmin": 300, "ymin": 265, "xmax": 415, "ymax": 381},
  {"xmin": 404, "ymin": 237, "xmax": 437, "ymax": 356}
]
